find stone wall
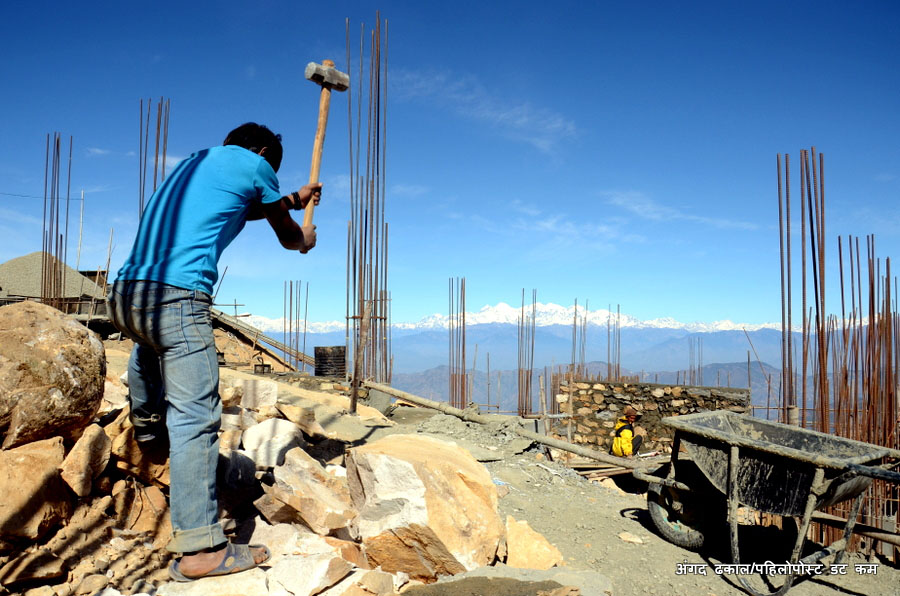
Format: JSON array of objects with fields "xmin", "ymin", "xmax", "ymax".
[{"xmin": 550, "ymin": 380, "xmax": 750, "ymax": 454}]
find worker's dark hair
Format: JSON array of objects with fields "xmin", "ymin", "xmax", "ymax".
[{"xmin": 223, "ymin": 122, "xmax": 283, "ymax": 172}]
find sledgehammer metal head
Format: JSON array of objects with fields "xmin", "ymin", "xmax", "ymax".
[{"xmin": 304, "ymin": 59, "xmax": 350, "ymax": 91}]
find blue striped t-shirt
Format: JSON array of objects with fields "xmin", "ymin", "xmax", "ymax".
[{"xmin": 117, "ymin": 145, "xmax": 282, "ymax": 295}]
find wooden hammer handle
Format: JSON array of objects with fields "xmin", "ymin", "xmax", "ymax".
[{"xmin": 304, "ymin": 63, "xmax": 334, "ymax": 228}]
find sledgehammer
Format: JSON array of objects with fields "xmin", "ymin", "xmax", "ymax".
[{"xmin": 303, "ymin": 59, "xmax": 350, "ymax": 227}]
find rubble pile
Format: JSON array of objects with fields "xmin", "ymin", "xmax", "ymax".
[{"xmin": 0, "ymin": 303, "xmax": 568, "ymax": 596}]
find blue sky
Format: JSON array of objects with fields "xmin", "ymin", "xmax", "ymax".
[{"xmin": 1, "ymin": 1, "xmax": 897, "ymax": 327}]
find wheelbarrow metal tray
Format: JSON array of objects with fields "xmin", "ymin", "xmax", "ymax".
[{"xmin": 662, "ymin": 411, "xmax": 889, "ymax": 516}]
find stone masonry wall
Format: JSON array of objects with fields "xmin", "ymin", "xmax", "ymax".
[{"xmin": 550, "ymin": 380, "xmax": 750, "ymax": 455}]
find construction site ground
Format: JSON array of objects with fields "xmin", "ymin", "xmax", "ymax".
[
  {"xmin": 32, "ymin": 342, "xmax": 898, "ymax": 596},
  {"xmin": 388, "ymin": 407, "xmax": 900, "ymax": 596}
]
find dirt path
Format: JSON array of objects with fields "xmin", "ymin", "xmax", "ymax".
[{"xmin": 399, "ymin": 409, "xmax": 900, "ymax": 596}]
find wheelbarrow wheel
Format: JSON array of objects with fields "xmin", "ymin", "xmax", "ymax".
[{"xmin": 647, "ymin": 479, "xmax": 706, "ymax": 551}]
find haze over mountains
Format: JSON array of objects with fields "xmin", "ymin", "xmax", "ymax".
[
  {"xmin": 249, "ymin": 302, "xmax": 788, "ymax": 369},
  {"xmin": 250, "ymin": 303, "xmax": 792, "ymax": 406},
  {"xmin": 245, "ymin": 302, "xmax": 783, "ymax": 337}
]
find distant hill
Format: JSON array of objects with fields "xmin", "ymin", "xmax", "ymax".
[
  {"xmin": 390, "ymin": 360, "xmax": 783, "ymax": 413},
  {"xmin": 286, "ymin": 323, "xmax": 793, "ymax": 374},
  {"xmin": 253, "ymin": 301, "xmax": 796, "ymax": 409},
  {"xmin": 264, "ymin": 318, "xmax": 794, "ymax": 408}
]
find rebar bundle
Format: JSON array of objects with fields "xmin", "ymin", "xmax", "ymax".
[
  {"xmin": 283, "ymin": 280, "xmax": 309, "ymax": 372},
  {"xmin": 448, "ymin": 277, "xmax": 467, "ymax": 409},
  {"xmin": 605, "ymin": 304, "xmax": 623, "ymax": 381},
  {"xmin": 138, "ymin": 97, "xmax": 170, "ymax": 217},
  {"xmin": 686, "ymin": 337, "xmax": 703, "ymax": 385},
  {"xmin": 570, "ymin": 299, "xmax": 589, "ymax": 379},
  {"xmin": 346, "ymin": 15, "xmax": 391, "ymax": 402},
  {"xmin": 776, "ymin": 147, "xmax": 899, "ymax": 557},
  {"xmin": 517, "ymin": 289, "xmax": 537, "ymax": 416},
  {"xmin": 41, "ymin": 133, "xmax": 73, "ymax": 310}
]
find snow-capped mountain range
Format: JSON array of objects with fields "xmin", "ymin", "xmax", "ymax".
[{"xmin": 240, "ymin": 302, "xmax": 781, "ymax": 334}]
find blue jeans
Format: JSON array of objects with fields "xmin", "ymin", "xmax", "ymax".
[{"xmin": 107, "ymin": 280, "xmax": 226, "ymax": 553}]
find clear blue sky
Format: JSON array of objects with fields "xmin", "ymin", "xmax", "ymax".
[{"xmin": 1, "ymin": 1, "xmax": 897, "ymax": 327}]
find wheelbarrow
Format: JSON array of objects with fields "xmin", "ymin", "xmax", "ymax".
[{"xmin": 633, "ymin": 410, "xmax": 900, "ymax": 596}]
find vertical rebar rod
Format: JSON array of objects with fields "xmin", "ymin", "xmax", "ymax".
[
  {"xmin": 777, "ymin": 154, "xmax": 787, "ymax": 416},
  {"xmin": 302, "ymin": 282, "xmax": 309, "ymax": 374},
  {"xmin": 785, "ymin": 153, "xmax": 794, "ymax": 415}
]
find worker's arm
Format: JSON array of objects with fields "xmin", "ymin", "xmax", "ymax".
[
  {"xmin": 247, "ymin": 183, "xmax": 322, "ymax": 221},
  {"xmin": 262, "ymin": 183, "xmax": 322, "ymax": 253}
]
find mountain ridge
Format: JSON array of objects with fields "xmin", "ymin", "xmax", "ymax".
[{"xmin": 242, "ymin": 301, "xmax": 783, "ymax": 334}]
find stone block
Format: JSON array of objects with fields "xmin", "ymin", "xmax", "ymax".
[
  {"xmin": 504, "ymin": 516, "xmax": 563, "ymax": 570},
  {"xmin": 267, "ymin": 553, "xmax": 353, "ymax": 596},
  {"xmin": 319, "ymin": 569, "xmax": 397, "ymax": 596},
  {"xmin": 241, "ymin": 418, "xmax": 306, "ymax": 468},
  {"xmin": 59, "ymin": 424, "xmax": 111, "ymax": 497},
  {"xmin": 364, "ymin": 389, "xmax": 393, "ymax": 415},
  {"xmin": 238, "ymin": 378, "xmax": 279, "ymax": 411},
  {"xmin": 248, "ymin": 520, "xmax": 311, "ymax": 562},
  {"xmin": 0, "ymin": 550, "xmax": 66, "ymax": 588},
  {"xmin": 220, "ymin": 384, "xmax": 243, "ymax": 408},
  {"xmin": 254, "ymin": 493, "xmax": 301, "ymax": 525},
  {"xmin": 111, "ymin": 481, "xmax": 171, "ymax": 546},
  {"xmin": 219, "ymin": 429, "xmax": 242, "ymax": 451},
  {"xmin": 346, "ymin": 434, "xmax": 503, "ymax": 582},
  {"xmin": 265, "ymin": 447, "xmax": 356, "ymax": 535},
  {"xmin": 0, "ymin": 437, "xmax": 71, "ymax": 540},
  {"xmin": 220, "ymin": 406, "xmax": 243, "ymax": 430}
]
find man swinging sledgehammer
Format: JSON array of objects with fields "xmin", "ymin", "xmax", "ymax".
[{"xmin": 106, "ymin": 60, "xmax": 349, "ymax": 582}]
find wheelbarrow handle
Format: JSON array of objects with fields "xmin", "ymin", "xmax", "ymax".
[
  {"xmin": 844, "ymin": 462, "xmax": 900, "ymax": 484},
  {"xmin": 632, "ymin": 469, "xmax": 692, "ymax": 491}
]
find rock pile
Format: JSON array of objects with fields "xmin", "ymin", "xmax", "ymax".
[{"xmin": 0, "ymin": 303, "xmax": 565, "ymax": 596}]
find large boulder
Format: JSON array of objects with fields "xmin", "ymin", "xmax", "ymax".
[
  {"xmin": 345, "ymin": 434, "xmax": 504, "ymax": 582},
  {"xmin": 0, "ymin": 301, "xmax": 106, "ymax": 449},
  {"xmin": 0, "ymin": 437, "xmax": 71, "ymax": 541}
]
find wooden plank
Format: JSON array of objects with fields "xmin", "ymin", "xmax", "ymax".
[{"xmin": 581, "ymin": 468, "xmax": 634, "ymax": 479}]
